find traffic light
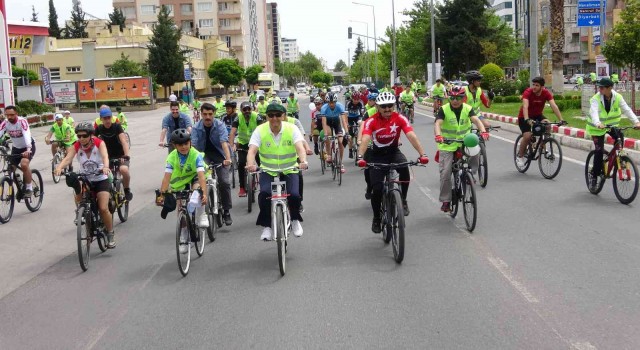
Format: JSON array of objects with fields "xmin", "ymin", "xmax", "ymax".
[
  {"xmin": 348, "ymin": 27, "xmax": 352, "ymax": 39},
  {"xmin": 89, "ymin": 79, "xmax": 95, "ymax": 89}
]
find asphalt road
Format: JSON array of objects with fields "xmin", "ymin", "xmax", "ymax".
[{"xmin": 1, "ymin": 99, "xmax": 639, "ymax": 349}]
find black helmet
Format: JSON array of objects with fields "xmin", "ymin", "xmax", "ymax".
[
  {"xmin": 466, "ymin": 70, "xmax": 483, "ymax": 83},
  {"xmin": 224, "ymin": 100, "xmax": 237, "ymax": 108},
  {"xmin": 325, "ymin": 92, "xmax": 339, "ymax": 102},
  {"xmin": 75, "ymin": 121, "xmax": 95, "ymax": 135},
  {"xmin": 240, "ymin": 101, "xmax": 252, "ymax": 110},
  {"xmin": 170, "ymin": 128, "xmax": 191, "ymax": 144}
]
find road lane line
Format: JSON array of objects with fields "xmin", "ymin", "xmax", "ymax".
[{"xmin": 486, "ymin": 255, "xmax": 539, "ymax": 303}]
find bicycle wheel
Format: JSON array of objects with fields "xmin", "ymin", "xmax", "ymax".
[
  {"xmin": 462, "ymin": 171, "xmax": 477, "ymax": 232},
  {"xmin": 25, "ymin": 170, "xmax": 44, "ymax": 212},
  {"xmin": 206, "ymin": 186, "xmax": 217, "ymax": 242},
  {"xmin": 390, "ymin": 190, "xmax": 405, "ymax": 263},
  {"xmin": 247, "ymin": 174, "xmax": 254, "ymax": 213},
  {"xmin": 0, "ymin": 177, "xmax": 15, "ymax": 223},
  {"xmin": 125, "ymin": 133, "xmax": 131, "ymax": 149},
  {"xmin": 612, "ymin": 155, "xmax": 639, "ymax": 204},
  {"xmin": 513, "ymin": 135, "xmax": 532, "ymax": 173},
  {"xmin": 449, "ymin": 173, "xmax": 459, "ymax": 218},
  {"xmin": 52, "ymin": 154, "xmax": 62, "ymax": 183},
  {"xmin": 382, "ymin": 194, "xmax": 392, "ymax": 243},
  {"xmin": 176, "ymin": 210, "xmax": 191, "ymax": 276},
  {"xmin": 76, "ymin": 205, "xmax": 91, "ymax": 271},
  {"xmin": 538, "ymin": 138, "xmax": 563, "ymax": 179},
  {"xmin": 276, "ymin": 206, "xmax": 286, "ymax": 276},
  {"xmin": 194, "ymin": 214, "xmax": 205, "ymax": 257},
  {"xmin": 320, "ymin": 150, "xmax": 326, "ymax": 175},
  {"xmin": 478, "ymin": 142, "xmax": 488, "ymax": 188},
  {"xmin": 584, "ymin": 151, "xmax": 606, "ymax": 194},
  {"xmin": 115, "ymin": 178, "xmax": 129, "ymax": 222},
  {"xmin": 332, "ymin": 147, "xmax": 337, "ymax": 181},
  {"xmin": 231, "ymin": 152, "xmax": 237, "ymax": 189},
  {"xmin": 337, "ymin": 157, "xmax": 342, "ymax": 186},
  {"xmin": 96, "ymin": 225, "xmax": 108, "ymax": 253}
]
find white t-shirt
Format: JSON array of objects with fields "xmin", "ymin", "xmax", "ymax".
[
  {"xmin": 169, "ymin": 93, "xmax": 178, "ymax": 102},
  {"xmin": 249, "ymin": 123, "xmax": 304, "ymax": 148},
  {"xmin": 0, "ymin": 117, "xmax": 32, "ymax": 149}
]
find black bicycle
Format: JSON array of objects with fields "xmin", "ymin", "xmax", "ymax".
[
  {"xmin": 0, "ymin": 153, "xmax": 44, "ymax": 224},
  {"xmin": 108, "ymin": 158, "xmax": 129, "ymax": 223},
  {"xmin": 472, "ymin": 126, "xmax": 500, "ymax": 188},
  {"xmin": 0, "ymin": 138, "xmax": 11, "ymax": 172},
  {"xmin": 366, "ymin": 161, "xmax": 423, "ymax": 263},
  {"xmin": 443, "ymin": 141, "xmax": 478, "ymax": 232},
  {"xmin": 514, "ymin": 121, "xmax": 564, "ymax": 179}
]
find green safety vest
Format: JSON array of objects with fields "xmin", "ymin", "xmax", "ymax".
[
  {"xmin": 118, "ymin": 112, "xmax": 128, "ymax": 131},
  {"xmin": 432, "ymin": 84, "xmax": 445, "ymax": 97},
  {"xmin": 438, "ymin": 103, "xmax": 473, "ymax": 152},
  {"xmin": 167, "ymin": 147, "xmax": 201, "ymax": 191},
  {"xmin": 286, "ymin": 98, "xmax": 298, "ymax": 113},
  {"xmin": 577, "ymin": 76, "xmax": 584, "ymax": 85},
  {"xmin": 269, "ymin": 97, "xmax": 282, "ymax": 105},
  {"xmin": 179, "ymin": 104, "xmax": 190, "ymax": 114},
  {"xmin": 367, "ymin": 106, "xmax": 377, "ymax": 117},
  {"xmin": 590, "ymin": 73, "xmax": 597, "ymax": 81},
  {"xmin": 611, "ymin": 74, "xmax": 619, "ymax": 83},
  {"xmin": 95, "ymin": 117, "xmax": 117, "ymax": 126},
  {"xmin": 400, "ymin": 91, "xmax": 415, "ymax": 103},
  {"xmin": 51, "ymin": 123, "xmax": 77, "ymax": 145},
  {"xmin": 249, "ymin": 94, "xmax": 257, "ymax": 103},
  {"xmin": 586, "ymin": 93, "xmax": 622, "ymax": 137},
  {"xmin": 237, "ymin": 112, "xmax": 259, "ymax": 145},
  {"xmin": 214, "ymin": 101, "xmax": 226, "ymax": 117},
  {"xmin": 465, "ymin": 87, "xmax": 483, "ymax": 114},
  {"xmin": 256, "ymin": 102, "xmax": 268, "ymax": 115},
  {"xmin": 63, "ymin": 116, "xmax": 74, "ymax": 126},
  {"xmin": 257, "ymin": 123, "xmax": 299, "ymax": 176}
]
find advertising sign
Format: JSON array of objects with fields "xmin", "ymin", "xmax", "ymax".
[
  {"xmin": 595, "ymin": 55, "xmax": 609, "ymax": 79},
  {"xmin": 78, "ymin": 77, "xmax": 151, "ymax": 102},
  {"xmin": 51, "ymin": 81, "xmax": 77, "ymax": 104},
  {"xmin": 40, "ymin": 67, "xmax": 55, "ymax": 104},
  {"xmin": 8, "ymin": 34, "xmax": 32, "ymax": 55}
]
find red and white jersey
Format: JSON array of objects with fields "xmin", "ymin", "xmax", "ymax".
[
  {"xmin": 0, "ymin": 117, "xmax": 32, "ymax": 148},
  {"xmin": 362, "ymin": 112, "xmax": 413, "ymax": 149},
  {"xmin": 74, "ymin": 137, "xmax": 108, "ymax": 182}
]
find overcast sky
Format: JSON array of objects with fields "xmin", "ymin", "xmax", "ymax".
[{"xmin": 10, "ymin": 0, "xmax": 415, "ymax": 68}]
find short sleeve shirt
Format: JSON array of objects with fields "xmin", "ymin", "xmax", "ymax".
[
  {"xmin": 362, "ymin": 112, "xmax": 413, "ymax": 149},
  {"xmin": 518, "ymin": 88, "xmax": 554, "ymax": 119},
  {"xmin": 346, "ymin": 101, "xmax": 363, "ymax": 119},
  {"xmin": 320, "ymin": 102, "xmax": 345, "ymax": 119},
  {"xmin": 165, "ymin": 152, "xmax": 205, "ymax": 174},
  {"xmin": 95, "ymin": 123, "xmax": 126, "ymax": 159}
]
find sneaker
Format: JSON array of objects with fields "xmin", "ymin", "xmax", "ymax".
[
  {"xmin": 371, "ymin": 217, "xmax": 382, "ymax": 234},
  {"xmin": 515, "ymin": 157, "xmax": 526, "ymax": 168},
  {"xmin": 292, "ymin": 220, "xmax": 303, "ymax": 237},
  {"xmin": 340, "ymin": 165, "xmax": 346, "ymax": 174},
  {"xmin": 223, "ymin": 210, "xmax": 232, "ymax": 226},
  {"xmin": 106, "ymin": 232, "xmax": 116, "ymax": 249},
  {"xmin": 403, "ymin": 202, "xmax": 410, "ymax": 216},
  {"xmin": 349, "ymin": 149, "xmax": 354, "ymax": 159},
  {"xmin": 22, "ymin": 188, "xmax": 32, "ymax": 197},
  {"xmin": 313, "ymin": 143, "xmax": 319, "ymax": 155},
  {"xmin": 238, "ymin": 188, "xmax": 247, "ymax": 197},
  {"xmin": 261, "ymin": 227, "xmax": 273, "ymax": 241},
  {"xmin": 124, "ymin": 188, "xmax": 133, "ymax": 201},
  {"xmin": 440, "ymin": 202, "xmax": 451, "ymax": 212},
  {"xmin": 198, "ymin": 212, "xmax": 209, "ymax": 227}
]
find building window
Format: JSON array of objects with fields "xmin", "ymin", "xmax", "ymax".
[
  {"xmin": 104, "ymin": 65, "xmax": 112, "ymax": 78},
  {"xmin": 66, "ymin": 66, "xmax": 81, "ymax": 74},
  {"xmin": 198, "ymin": 2, "xmax": 213, "ymax": 12},
  {"xmin": 141, "ymin": 5, "xmax": 155, "ymax": 14},
  {"xmin": 49, "ymin": 67, "xmax": 60, "ymax": 80},
  {"xmin": 225, "ymin": 36, "xmax": 231, "ymax": 47},
  {"xmin": 181, "ymin": 4, "xmax": 193, "ymax": 14},
  {"xmin": 218, "ymin": 2, "xmax": 228, "ymax": 11},
  {"xmin": 199, "ymin": 19, "xmax": 213, "ymax": 28},
  {"xmin": 502, "ymin": 14, "xmax": 513, "ymax": 22},
  {"xmin": 219, "ymin": 19, "xmax": 230, "ymax": 27},
  {"xmin": 182, "ymin": 20, "xmax": 193, "ymax": 32},
  {"xmin": 164, "ymin": 4, "xmax": 174, "ymax": 16},
  {"xmin": 121, "ymin": 7, "xmax": 136, "ymax": 18},
  {"xmin": 504, "ymin": 1, "xmax": 512, "ymax": 8}
]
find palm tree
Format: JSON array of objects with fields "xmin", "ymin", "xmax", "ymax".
[{"xmin": 550, "ymin": 0, "xmax": 565, "ymax": 93}]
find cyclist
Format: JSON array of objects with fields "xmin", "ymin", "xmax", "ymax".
[
  {"xmin": 214, "ymin": 95, "xmax": 226, "ymax": 118},
  {"xmin": 45, "ymin": 113, "xmax": 77, "ymax": 157},
  {"xmin": 589, "ymin": 72, "xmax": 597, "ymax": 84},
  {"xmin": 393, "ymin": 82, "xmax": 404, "ymax": 110},
  {"xmin": 222, "ymin": 100, "xmax": 238, "ymax": 134},
  {"xmin": 0, "ymin": 105, "xmax": 36, "ymax": 196},
  {"xmin": 95, "ymin": 106, "xmax": 133, "ymax": 201},
  {"xmin": 365, "ymin": 93, "xmax": 378, "ymax": 118},
  {"xmin": 159, "ymin": 101, "xmax": 193, "ymax": 153},
  {"xmin": 62, "ymin": 110, "xmax": 75, "ymax": 127},
  {"xmin": 434, "ymin": 86, "xmax": 489, "ymax": 212},
  {"xmin": 54, "ymin": 122, "xmax": 115, "ymax": 248},
  {"xmin": 229, "ymin": 101, "xmax": 264, "ymax": 198},
  {"xmin": 515, "ymin": 77, "xmax": 565, "ymax": 167},
  {"xmin": 179, "ymin": 99, "xmax": 190, "ymax": 115},
  {"xmin": 286, "ymin": 92, "xmax": 300, "ymax": 119},
  {"xmin": 369, "ymin": 83, "xmax": 379, "ymax": 94},
  {"xmin": 256, "ymin": 95, "xmax": 268, "ymax": 117},
  {"xmin": 157, "ymin": 129, "xmax": 209, "ymax": 254},
  {"xmin": 320, "ymin": 92, "xmax": 348, "ymax": 173},
  {"xmin": 359, "ymin": 92, "xmax": 379, "ymax": 199},
  {"xmin": 586, "ymin": 77, "xmax": 640, "ymax": 188},
  {"xmin": 310, "ymin": 96, "xmax": 324, "ymax": 155},
  {"xmin": 357, "ymin": 92, "xmax": 429, "ymax": 233},
  {"xmin": 399, "ymin": 85, "xmax": 416, "ymax": 122},
  {"xmin": 346, "ymin": 93, "xmax": 364, "ymax": 159},
  {"xmin": 431, "ymin": 79, "xmax": 447, "ymax": 114},
  {"xmin": 246, "ymin": 103, "xmax": 308, "ymax": 240},
  {"xmin": 268, "ymin": 91, "xmax": 282, "ymax": 105},
  {"xmin": 249, "ymin": 90, "xmax": 258, "ymax": 109},
  {"xmin": 94, "ymin": 106, "xmax": 119, "ymax": 129},
  {"xmin": 191, "ymin": 102, "xmax": 233, "ymax": 225},
  {"xmin": 192, "ymin": 98, "xmax": 202, "ymax": 122},
  {"xmin": 576, "ymin": 75, "xmax": 584, "ymax": 89},
  {"xmin": 464, "ymin": 70, "xmax": 494, "ymax": 129},
  {"xmin": 115, "ymin": 107, "xmax": 128, "ymax": 131}
]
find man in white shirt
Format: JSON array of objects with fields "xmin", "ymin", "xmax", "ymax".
[
  {"xmin": 0, "ymin": 105, "xmax": 36, "ymax": 196},
  {"xmin": 169, "ymin": 92, "xmax": 178, "ymax": 102}
]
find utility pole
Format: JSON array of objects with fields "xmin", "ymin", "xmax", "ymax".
[
  {"xmin": 372, "ymin": 6, "xmax": 378, "ymax": 84},
  {"xmin": 530, "ymin": 0, "xmax": 539, "ymax": 80},
  {"xmin": 430, "ymin": 0, "xmax": 436, "ymax": 86},
  {"xmin": 599, "ymin": 0, "xmax": 605, "ymax": 47},
  {"xmin": 391, "ymin": 0, "xmax": 397, "ymax": 85}
]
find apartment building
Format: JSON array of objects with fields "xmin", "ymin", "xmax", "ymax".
[
  {"xmin": 491, "ymin": 0, "xmax": 515, "ymax": 29},
  {"xmin": 281, "ymin": 37, "xmax": 299, "ymax": 62},
  {"xmin": 266, "ymin": 2, "xmax": 282, "ymax": 62}
]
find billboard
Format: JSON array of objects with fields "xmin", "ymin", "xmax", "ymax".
[
  {"xmin": 51, "ymin": 81, "xmax": 77, "ymax": 104},
  {"xmin": 9, "ymin": 34, "xmax": 32, "ymax": 55},
  {"xmin": 78, "ymin": 77, "xmax": 151, "ymax": 102}
]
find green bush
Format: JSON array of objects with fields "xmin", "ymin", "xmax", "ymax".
[
  {"xmin": 504, "ymin": 95, "xmax": 521, "ymax": 103},
  {"xmin": 517, "ymin": 69, "xmax": 530, "ymax": 83},
  {"xmin": 553, "ymin": 94, "xmax": 564, "ymax": 101},
  {"xmin": 492, "ymin": 79, "xmax": 519, "ymax": 96},
  {"xmin": 478, "ymin": 63, "xmax": 505, "ymax": 90},
  {"xmin": 15, "ymin": 100, "xmax": 55, "ymax": 116},
  {"xmin": 555, "ymin": 100, "xmax": 566, "ymax": 111},
  {"xmin": 492, "ymin": 96, "xmax": 504, "ymax": 103}
]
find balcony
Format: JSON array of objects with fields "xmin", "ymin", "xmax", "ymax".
[
  {"xmin": 113, "ymin": 0, "xmax": 135, "ymax": 3},
  {"xmin": 220, "ymin": 28, "xmax": 242, "ymax": 35},
  {"xmin": 218, "ymin": 12, "xmax": 241, "ymax": 19}
]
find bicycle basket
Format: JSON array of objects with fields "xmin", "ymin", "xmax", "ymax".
[{"xmin": 531, "ymin": 123, "xmax": 545, "ymax": 136}]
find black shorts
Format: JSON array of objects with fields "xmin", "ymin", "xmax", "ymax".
[
  {"xmin": 314, "ymin": 118, "xmax": 323, "ymax": 131},
  {"xmin": 10, "ymin": 141, "xmax": 36, "ymax": 167},
  {"xmin": 518, "ymin": 115, "xmax": 545, "ymax": 133},
  {"xmin": 323, "ymin": 118, "xmax": 344, "ymax": 136},
  {"xmin": 68, "ymin": 177, "xmax": 110, "ymax": 195}
]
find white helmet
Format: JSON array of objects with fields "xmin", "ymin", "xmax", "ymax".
[
  {"xmin": 54, "ymin": 113, "xmax": 64, "ymax": 120},
  {"xmin": 375, "ymin": 91, "xmax": 396, "ymax": 105},
  {"xmin": 63, "ymin": 110, "xmax": 71, "ymax": 115}
]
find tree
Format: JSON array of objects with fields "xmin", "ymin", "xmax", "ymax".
[
  {"xmin": 108, "ymin": 6, "xmax": 127, "ymax": 33},
  {"xmin": 147, "ymin": 5, "xmax": 185, "ymax": 98},
  {"xmin": 244, "ymin": 64, "xmax": 263, "ymax": 88},
  {"xmin": 353, "ymin": 38, "xmax": 365, "ymax": 63},
  {"xmin": 64, "ymin": 0, "xmax": 88, "ymax": 39},
  {"xmin": 12, "ymin": 66, "xmax": 38, "ymax": 86},
  {"xmin": 310, "ymin": 71, "xmax": 332, "ymax": 85},
  {"xmin": 298, "ymin": 51, "xmax": 323, "ymax": 76},
  {"xmin": 31, "ymin": 5, "xmax": 38, "ymax": 22},
  {"xmin": 602, "ymin": 0, "xmax": 640, "ymax": 85},
  {"xmin": 48, "ymin": 0, "xmax": 61, "ymax": 39},
  {"xmin": 478, "ymin": 63, "xmax": 505, "ymax": 90},
  {"xmin": 208, "ymin": 58, "xmax": 244, "ymax": 95},
  {"xmin": 334, "ymin": 59, "xmax": 347, "ymax": 72},
  {"xmin": 550, "ymin": 0, "xmax": 565, "ymax": 92},
  {"xmin": 109, "ymin": 53, "xmax": 148, "ymax": 77}
]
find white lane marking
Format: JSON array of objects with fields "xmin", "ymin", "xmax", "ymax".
[
  {"xmin": 571, "ymin": 342, "xmax": 598, "ymax": 350},
  {"xmin": 487, "ymin": 255, "xmax": 540, "ymax": 303}
]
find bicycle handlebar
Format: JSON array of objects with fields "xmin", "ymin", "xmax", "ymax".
[
  {"xmin": 604, "ymin": 124, "xmax": 638, "ymax": 131},
  {"xmin": 365, "ymin": 161, "xmax": 424, "ymax": 169}
]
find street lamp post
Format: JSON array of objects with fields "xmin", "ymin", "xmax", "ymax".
[
  {"xmin": 391, "ymin": 0, "xmax": 398, "ymax": 85},
  {"xmin": 353, "ymin": 2, "xmax": 378, "ymax": 84},
  {"xmin": 350, "ymin": 20, "xmax": 370, "ymax": 83},
  {"xmin": 430, "ymin": 0, "xmax": 436, "ymax": 86}
]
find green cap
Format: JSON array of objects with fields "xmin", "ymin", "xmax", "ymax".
[
  {"xmin": 597, "ymin": 78, "xmax": 614, "ymax": 87},
  {"xmin": 266, "ymin": 103, "xmax": 287, "ymax": 114}
]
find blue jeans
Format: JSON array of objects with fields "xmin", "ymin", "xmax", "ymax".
[{"xmin": 256, "ymin": 172, "xmax": 302, "ymax": 227}]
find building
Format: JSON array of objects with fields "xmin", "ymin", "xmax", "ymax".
[
  {"xmin": 266, "ymin": 2, "xmax": 282, "ymax": 62},
  {"xmin": 281, "ymin": 37, "xmax": 299, "ymax": 62},
  {"xmin": 491, "ymin": 0, "xmax": 515, "ymax": 29},
  {"xmin": 113, "ymin": 0, "xmax": 268, "ymax": 68}
]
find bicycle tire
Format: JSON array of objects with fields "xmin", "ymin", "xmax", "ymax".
[
  {"xmin": 276, "ymin": 206, "xmax": 286, "ymax": 276},
  {"xmin": 231, "ymin": 162, "xmax": 236, "ymax": 189},
  {"xmin": 462, "ymin": 171, "xmax": 477, "ymax": 232},
  {"xmin": 206, "ymin": 186, "xmax": 217, "ymax": 242},
  {"xmin": 0, "ymin": 177, "xmax": 14, "ymax": 223},
  {"xmin": 613, "ymin": 155, "xmax": 639, "ymax": 204},
  {"xmin": 320, "ymin": 150, "xmax": 326, "ymax": 175},
  {"xmin": 125, "ymin": 132, "xmax": 131, "ymax": 149},
  {"xmin": 194, "ymin": 214, "xmax": 205, "ymax": 257},
  {"xmin": 115, "ymin": 178, "xmax": 129, "ymax": 222},
  {"xmin": 96, "ymin": 225, "xmax": 108, "ymax": 252},
  {"xmin": 247, "ymin": 174, "xmax": 255, "ymax": 212},
  {"xmin": 478, "ymin": 142, "xmax": 488, "ymax": 188},
  {"xmin": 52, "ymin": 154, "xmax": 62, "ymax": 183},
  {"xmin": 338, "ymin": 158, "xmax": 342, "ymax": 186},
  {"xmin": 216, "ymin": 188, "xmax": 224, "ymax": 228},
  {"xmin": 584, "ymin": 151, "xmax": 606, "ymax": 194},
  {"xmin": 76, "ymin": 205, "xmax": 91, "ymax": 271},
  {"xmin": 380, "ymin": 193, "xmax": 391, "ymax": 243},
  {"xmin": 449, "ymin": 173, "xmax": 459, "ymax": 218},
  {"xmin": 176, "ymin": 210, "xmax": 191, "ymax": 276},
  {"xmin": 332, "ymin": 146, "xmax": 338, "ymax": 181},
  {"xmin": 390, "ymin": 190, "xmax": 405, "ymax": 263},
  {"xmin": 538, "ymin": 138, "xmax": 563, "ymax": 179},
  {"xmin": 24, "ymin": 170, "xmax": 43, "ymax": 212},
  {"xmin": 513, "ymin": 135, "xmax": 532, "ymax": 173}
]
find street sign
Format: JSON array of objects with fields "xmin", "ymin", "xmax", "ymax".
[
  {"xmin": 577, "ymin": 0, "xmax": 605, "ymax": 27},
  {"xmin": 593, "ymin": 26, "xmax": 601, "ymax": 45},
  {"xmin": 183, "ymin": 68, "xmax": 191, "ymax": 81}
]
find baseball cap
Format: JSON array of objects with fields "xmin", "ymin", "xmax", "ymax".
[
  {"xmin": 99, "ymin": 107, "xmax": 112, "ymax": 117},
  {"xmin": 597, "ymin": 78, "xmax": 614, "ymax": 87},
  {"xmin": 266, "ymin": 103, "xmax": 286, "ymax": 114}
]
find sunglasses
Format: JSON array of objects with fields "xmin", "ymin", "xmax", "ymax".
[
  {"xmin": 242, "ymin": 108, "xmax": 252, "ymax": 112},
  {"xmin": 379, "ymin": 104, "xmax": 394, "ymax": 109},
  {"xmin": 449, "ymin": 96, "xmax": 464, "ymax": 101},
  {"xmin": 266, "ymin": 113, "xmax": 282, "ymax": 119},
  {"xmin": 77, "ymin": 134, "xmax": 90, "ymax": 139}
]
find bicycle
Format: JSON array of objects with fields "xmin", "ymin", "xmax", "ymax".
[
  {"xmin": 402, "ymin": 103, "xmax": 415, "ymax": 123},
  {"xmin": 585, "ymin": 125, "xmax": 639, "ymax": 204},
  {"xmin": 318, "ymin": 135, "xmax": 327, "ymax": 175},
  {"xmin": 326, "ymin": 135, "xmax": 342, "ymax": 186},
  {"xmin": 443, "ymin": 140, "xmax": 478, "ymax": 232},
  {"xmin": 472, "ymin": 126, "xmax": 500, "ymax": 188},
  {"xmin": 246, "ymin": 167, "xmax": 259, "ymax": 213},
  {"xmin": 348, "ymin": 121, "xmax": 360, "ymax": 166},
  {"xmin": 0, "ymin": 138, "xmax": 11, "ymax": 172},
  {"xmin": 204, "ymin": 163, "xmax": 224, "ymax": 241},
  {"xmin": 230, "ymin": 145, "xmax": 238, "ymax": 189},
  {"xmin": 108, "ymin": 158, "xmax": 129, "ymax": 223},
  {"xmin": 0, "ymin": 154, "xmax": 44, "ymax": 224},
  {"xmin": 365, "ymin": 161, "xmax": 423, "ymax": 263},
  {"xmin": 50, "ymin": 141, "xmax": 70, "ymax": 184},
  {"xmin": 68, "ymin": 171, "xmax": 110, "ymax": 271},
  {"xmin": 513, "ymin": 121, "xmax": 564, "ymax": 179}
]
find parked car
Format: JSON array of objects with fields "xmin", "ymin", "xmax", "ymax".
[
  {"xmin": 330, "ymin": 85, "xmax": 343, "ymax": 93},
  {"xmin": 309, "ymin": 88, "xmax": 320, "ymax": 102},
  {"xmin": 568, "ymin": 74, "xmax": 585, "ymax": 84},
  {"xmin": 276, "ymin": 90, "xmax": 290, "ymax": 103}
]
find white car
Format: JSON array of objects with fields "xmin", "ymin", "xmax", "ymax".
[{"xmin": 330, "ymin": 85, "xmax": 342, "ymax": 93}]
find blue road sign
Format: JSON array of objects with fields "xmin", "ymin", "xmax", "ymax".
[
  {"xmin": 184, "ymin": 68, "xmax": 191, "ymax": 81},
  {"xmin": 577, "ymin": 0, "xmax": 606, "ymax": 27}
]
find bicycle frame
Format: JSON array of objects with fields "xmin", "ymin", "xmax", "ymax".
[
  {"xmin": 601, "ymin": 127, "xmax": 633, "ymax": 179},
  {"xmin": 270, "ymin": 177, "xmax": 291, "ymax": 243}
]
